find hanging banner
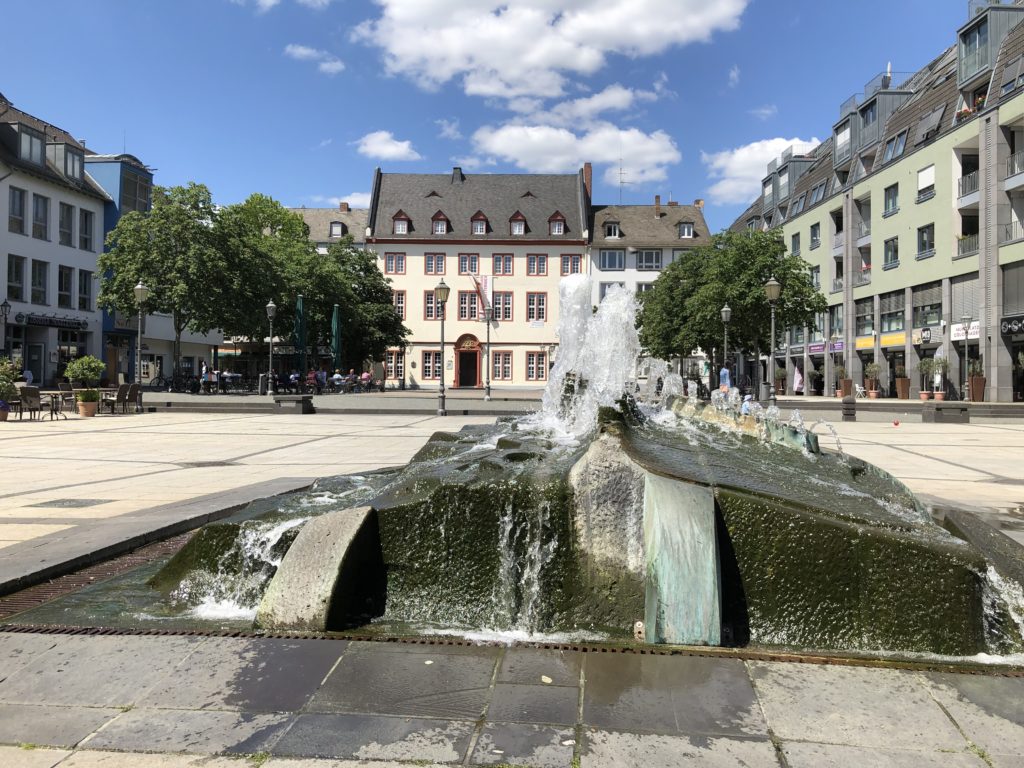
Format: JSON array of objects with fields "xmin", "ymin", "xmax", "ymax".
[
  {"xmin": 950, "ymin": 320, "xmax": 980, "ymax": 341},
  {"xmin": 880, "ymin": 332, "xmax": 906, "ymax": 347},
  {"xmin": 855, "ymin": 336, "xmax": 875, "ymax": 350}
]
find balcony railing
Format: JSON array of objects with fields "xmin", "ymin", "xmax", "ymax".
[
  {"xmin": 1001, "ymin": 219, "xmax": 1024, "ymax": 243},
  {"xmin": 778, "ymin": 183, "xmax": 789, "ymax": 200},
  {"xmin": 832, "ymin": 231, "xmax": 846, "ymax": 250},
  {"xmin": 1007, "ymin": 150, "xmax": 1024, "ymax": 178},
  {"xmin": 832, "ymin": 277, "xmax": 844, "ymax": 293},
  {"xmin": 958, "ymin": 170, "xmax": 979, "ymax": 197},
  {"xmin": 959, "ymin": 42, "xmax": 989, "ymax": 83},
  {"xmin": 853, "ymin": 268, "xmax": 872, "ymax": 287},
  {"xmin": 835, "ymin": 141, "xmax": 851, "ymax": 163},
  {"xmin": 858, "ymin": 221, "xmax": 871, "ymax": 237},
  {"xmin": 957, "ymin": 233, "xmax": 979, "ymax": 257}
]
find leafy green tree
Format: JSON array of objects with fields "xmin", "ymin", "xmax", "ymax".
[
  {"xmin": 99, "ymin": 183, "xmax": 225, "ymax": 375},
  {"xmin": 639, "ymin": 229, "xmax": 826, "ymax": 370}
]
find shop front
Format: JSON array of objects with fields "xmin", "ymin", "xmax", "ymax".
[
  {"xmin": 807, "ymin": 342, "xmax": 826, "ymax": 395},
  {"xmin": 911, "ymin": 326, "xmax": 941, "ymax": 394},
  {"xmin": 879, "ymin": 332, "xmax": 907, "ymax": 397},
  {"xmin": 9, "ymin": 312, "xmax": 95, "ymax": 385},
  {"xmin": 1000, "ymin": 313, "xmax": 1024, "ymax": 401}
]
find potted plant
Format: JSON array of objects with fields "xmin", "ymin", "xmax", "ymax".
[
  {"xmin": 807, "ymin": 367, "xmax": 823, "ymax": 395},
  {"xmin": 894, "ymin": 364, "xmax": 910, "ymax": 399},
  {"xmin": 864, "ymin": 362, "xmax": 882, "ymax": 398},
  {"xmin": 833, "ymin": 365, "xmax": 847, "ymax": 397},
  {"xmin": 0, "ymin": 358, "xmax": 17, "ymax": 422},
  {"xmin": 917, "ymin": 358, "xmax": 934, "ymax": 400},
  {"xmin": 932, "ymin": 357, "xmax": 951, "ymax": 401},
  {"xmin": 968, "ymin": 358, "xmax": 986, "ymax": 402},
  {"xmin": 64, "ymin": 355, "xmax": 107, "ymax": 417},
  {"xmin": 774, "ymin": 365, "xmax": 786, "ymax": 394}
]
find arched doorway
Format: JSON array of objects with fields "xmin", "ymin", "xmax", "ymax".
[{"xmin": 454, "ymin": 334, "xmax": 480, "ymax": 388}]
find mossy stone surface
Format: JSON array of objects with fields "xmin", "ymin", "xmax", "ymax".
[{"xmin": 148, "ymin": 524, "xmax": 242, "ymax": 595}]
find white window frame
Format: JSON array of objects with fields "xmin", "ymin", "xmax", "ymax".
[
  {"xmin": 636, "ymin": 249, "xmax": 662, "ymax": 271},
  {"xmin": 393, "ymin": 218, "xmax": 408, "ymax": 235},
  {"xmin": 550, "ymin": 220, "xmax": 565, "ymax": 235},
  {"xmin": 472, "ymin": 219, "xmax": 486, "ymax": 235},
  {"xmin": 329, "ymin": 221, "xmax": 343, "ymax": 237},
  {"xmin": 599, "ymin": 249, "xmax": 624, "ymax": 271},
  {"xmin": 678, "ymin": 222, "xmax": 694, "ymax": 238},
  {"xmin": 433, "ymin": 219, "xmax": 447, "ymax": 235},
  {"xmin": 604, "ymin": 222, "xmax": 620, "ymax": 238},
  {"xmin": 511, "ymin": 220, "xmax": 525, "ymax": 236}
]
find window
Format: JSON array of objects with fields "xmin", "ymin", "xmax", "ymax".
[
  {"xmin": 526, "ymin": 351, "xmax": 548, "ymax": 381},
  {"xmin": 917, "ymin": 165, "xmax": 935, "ymax": 202},
  {"xmin": 458, "ymin": 291, "xmax": 480, "ymax": 320},
  {"xmin": 829, "ymin": 304, "xmax": 844, "ymax": 336},
  {"xmin": 19, "ymin": 126, "xmax": 44, "ymax": 165},
  {"xmin": 561, "ymin": 254, "xmax": 581, "ymax": 275},
  {"xmin": 855, "ymin": 298, "xmax": 874, "ymax": 336},
  {"xmin": 472, "ymin": 219, "xmax": 487, "ymax": 235},
  {"xmin": 914, "ymin": 106, "xmax": 946, "ymax": 145},
  {"xmin": 678, "ymin": 222, "xmax": 694, "ymax": 238},
  {"xmin": 9, "ymin": 187, "xmax": 26, "ymax": 234},
  {"xmin": 861, "ymin": 101, "xmax": 877, "ymax": 127},
  {"xmin": 835, "ymin": 121, "xmax": 851, "ymax": 155},
  {"xmin": 526, "ymin": 292, "xmax": 546, "ymax": 321},
  {"xmin": 809, "ymin": 265, "xmax": 820, "ymax": 289},
  {"xmin": 393, "ymin": 218, "xmax": 409, "ymax": 235},
  {"xmin": 493, "ymin": 254, "xmax": 513, "ymax": 275},
  {"xmin": 511, "ymin": 219, "xmax": 525, "ymax": 236},
  {"xmin": 459, "ymin": 254, "xmax": 479, "ymax": 274},
  {"xmin": 763, "ymin": 180, "xmax": 774, "ymax": 200},
  {"xmin": 790, "ymin": 194, "xmax": 805, "ymax": 216},
  {"xmin": 424, "ymin": 291, "xmax": 439, "ymax": 320},
  {"xmin": 636, "ymin": 282, "xmax": 655, "ymax": 294},
  {"xmin": 809, "ymin": 181, "xmax": 827, "ymax": 205},
  {"xmin": 422, "ymin": 351, "xmax": 442, "ymax": 379},
  {"xmin": 32, "ymin": 194, "xmax": 49, "ymax": 240},
  {"xmin": 599, "ymin": 282, "xmax": 625, "ymax": 301},
  {"xmin": 599, "ymin": 249, "xmax": 624, "ymax": 270},
  {"xmin": 492, "ymin": 351, "xmax": 512, "ymax": 381},
  {"xmin": 810, "ymin": 223, "xmax": 821, "ymax": 249},
  {"xmin": 65, "ymin": 150, "xmax": 83, "ymax": 180},
  {"xmin": 1002, "ymin": 57, "xmax": 1024, "ymax": 95},
  {"xmin": 550, "ymin": 220, "xmax": 564, "ymax": 235},
  {"xmin": 883, "ymin": 184, "xmax": 899, "ymax": 216},
  {"xmin": 433, "ymin": 218, "xmax": 448, "ymax": 235},
  {"xmin": 917, "ymin": 224, "xmax": 935, "ymax": 260},
  {"xmin": 425, "ymin": 253, "xmax": 446, "ymax": 274},
  {"xmin": 384, "ymin": 252, "xmax": 405, "ymax": 274},
  {"xmin": 492, "ymin": 291, "xmax": 513, "ymax": 321},
  {"xmin": 7, "ymin": 255, "xmax": 25, "ymax": 301},
  {"xmin": 59, "ymin": 204, "xmax": 74, "ymax": 247},
  {"xmin": 386, "ymin": 350, "xmax": 405, "ymax": 381},
  {"xmin": 31, "ymin": 259, "xmax": 48, "ymax": 304},
  {"xmin": 527, "ymin": 254, "xmax": 548, "ymax": 275},
  {"xmin": 604, "ymin": 221, "xmax": 620, "ymax": 238},
  {"xmin": 78, "ymin": 269, "xmax": 92, "ymax": 311},
  {"xmin": 329, "ymin": 222, "xmax": 343, "ymax": 237},
  {"xmin": 637, "ymin": 250, "xmax": 662, "ymax": 270},
  {"xmin": 912, "ymin": 281, "xmax": 942, "ymax": 327},
  {"xmin": 884, "ymin": 237, "xmax": 899, "ymax": 269},
  {"xmin": 120, "ymin": 171, "xmax": 151, "ymax": 213},
  {"xmin": 58, "ymin": 265, "xmax": 74, "ymax": 309},
  {"xmin": 79, "ymin": 210, "xmax": 93, "ymax": 251},
  {"xmin": 393, "ymin": 290, "xmax": 406, "ymax": 319},
  {"xmin": 880, "ymin": 290, "xmax": 905, "ymax": 332},
  {"xmin": 882, "ymin": 130, "xmax": 908, "ymax": 163},
  {"xmin": 791, "ymin": 233, "xmax": 801, "ymax": 255}
]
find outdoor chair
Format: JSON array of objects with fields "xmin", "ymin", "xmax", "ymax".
[
  {"xmin": 102, "ymin": 384, "xmax": 131, "ymax": 414},
  {"xmin": 126, "ymin": 383, "xmax": 140, "ymax": 412},
  {"xmin": 18, "ymin": 386, "xmax": 45, "ymax": 421},
  {"xmin": 57, "ymin": 382, "xmax": 77, "ymax": 412},
  {"xmin": 854, "ymin": 384, "xmax": 867, "ymax": 398}
]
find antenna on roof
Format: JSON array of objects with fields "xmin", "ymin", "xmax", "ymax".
[
  {"xmin": 618, "ymin": 160, "xmax": 631, "ymax": 204},
  {"xmin": 122, "ymin": 129, "xmax": 126, "ymax": 154}
]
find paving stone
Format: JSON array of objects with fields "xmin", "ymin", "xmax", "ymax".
[
  {"xmin": 0, "ymin": 745, "xmax": 70, "ymax": 768},
  {"xmin": 138, "ymin": 637, "xmax": 345, "ymax": 712},
  {"xmin": 81, "ymin": 708, "xmax": 292, "ymax": 755},
  {"xmin": 0, "ymin": 633, "xmax": 69, "ymax": 683},
  {"xmin": 0, "ymin": 703, "xmax": 120, "ymax": 748},
  {"xmin": 580, "ymin": 728, "xmax": 778, "ymax": 767},
  {"xmin": 346, "ymin": 639, "xmax": 501, "ymax": 656},
  {"xmin": 925, "ymin": 672, "xmax": 1024, "ymax": 758},
  {"xmin": 497, "ymin": 647, "xmax": 582, "ymax": 686},
  {"xmin": 0, "ymin": 635, "xmax": 202, "ymax": 707},
  {"xmin": 487, "ymin": 682, "xmax": 579, "ymax": 725},
  {"xmin": 307, "ymin": 644, "xmax": 496, "ymax": 719},
  {"xmin": 471, "ymin": 722, "xmax": 577, "ymax": 767},
  {"xmin": 270, "ymin": 712, "xmax": 473, "ymax": 762},
  {"xmin": 748, "ymin": 662, "xmax": 965, "ymax": 751},
  {"xmin": 782, "ymin": 741, "xmax": 987, "ymax": 767},
  {"xmin": 582, "ymin": 653, "xmax": 766, "ymax": 737},
  {"xmin": 58, "ymin": 750, "xmax": 256, "ymax": 767},
  {"xmin": 267, "ymin": 761, "xmax": 446, "ymax": 768}
]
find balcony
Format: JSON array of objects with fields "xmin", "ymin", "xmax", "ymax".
[
  {"xmin": 832, "ymin": 277, "xmax": 844, "ymax": 293},
  {"xmin": 834, "ymin": 141, "xmax": 852, "ymax": 164},
  {"xmin": 956, "ymin": 233, "xmax": 979, "ymax": 258},
  {"xmin": 856, "ymin": 220, "xmax": 872, "ymax": 247},
  {"xmin": 853, "ymin": 268, "xmax": 872, "ymax": 287},
  {"xmin": 832, "ymin": 231, "xmax": 846, "ymax": 255},
  {"xmin": 1001, "ymin": 219, "xmax": 1024, "ymax": 244},
  {"xmin": 959, "ymin": 42, "xmax": 989, "ymax": 84},
  {"xmin": 958, "ymin": 170, "xmax": 979, "ymax": 197},
  {"xmin": 778, "ymin": 183, "xmax": 789, "ymax": 200},
  {"xmin": 1007, "ymin": 151, "xmax": 1024, "ymax": 192}
]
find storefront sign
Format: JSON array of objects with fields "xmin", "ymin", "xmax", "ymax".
[
  {"xmin": 1000, "ymin": 314, "xmax": 1024, "ymax": 335},
  {"xmin": 111, "ymin": 311, "xmax": 140, "ymax": 332},
  {"xmin": 950, "ymin": 321, "xmax": 980, "ymax": 341},
  {"xmin": 830, "ymin": 340, "xmax": 844, "ymax": 352},
  {"xmin": 912, "ymin": 327, "xmax": 933, "ymax": 345},
  {"xmin": 855, "ymin": 336, "xmax": 875, "ymax": 350},
  {"xmin": 14, "ymin": 313, "xmax": 88, "ymax": 331},
  {"xmin": 880, "ymin": 332, "xmax": 906, "ymax": 347},
  {"xmin": 808, "ymin": 342, "xmax": 826, "ymax": 354},
  {"xmin": 788, "ymin": 346, "xmax": 804, "ymax": 355}
]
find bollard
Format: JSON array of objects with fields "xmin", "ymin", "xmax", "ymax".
[{"xmin": 841, "ymin": 394, "xmax": 856, "ymax": 422}]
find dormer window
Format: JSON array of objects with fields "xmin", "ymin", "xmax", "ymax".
[
  {"xmin": 329, "ymin": 221, "xmax": 345, "ymax": 237},
  {"xmin": 510, "ymin": 211, "xmax": 527, "ymax": 236},
  {"xmin": 392, "ymin": 210, "xmax": 410, "ymax": 235},
  {"xmin": 65, "ymin": 149, "xmax": 83, "ymax": 180},
  {"xmin": 431, "ymin": 211, "xmax": 450, "ymax": 235},
  {"xmin": 19, "ymin": 125, "xmax": 44, "ymax": 166},
  {"xmin": 604, "ymin": 221, "xmax": 620, "ymax": 238},
  {"xmin": 472, "ymin": 220, "xmax": 486, "ymax": 235},
  {"xmin": 548, "ymin": 211, "xmax": 566, "ymax": 236},
  {"xmin": 678, "ymin": 222, "xmax": 694, "ymax": 239}
]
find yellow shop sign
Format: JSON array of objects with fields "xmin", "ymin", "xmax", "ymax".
[
  {"xmin": 880, "ymin": 332, "xmax": 906, "ymax": 347},
  {"xmin": 855, "ymin": 336, "xmax": 875, "ymax": 350}
]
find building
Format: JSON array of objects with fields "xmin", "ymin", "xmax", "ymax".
[
  {"xmin": 366, "ymin": 165, "xmax": 590, "ymax": 389},
  {"xmin": 731, "ymin": 0, "xmax": 1024, "ymax": 403},
  {"xmin": 288, "ymin": 201, "xmax": 368, "ymax": 253},
  {"xmin": 1, "ymin": 92, "xmax": 107, "ymax": 385}
]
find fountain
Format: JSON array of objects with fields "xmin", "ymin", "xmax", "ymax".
[{"xmin": 11, "ymin": 278, "xmax": 1024, "ymax": 660}]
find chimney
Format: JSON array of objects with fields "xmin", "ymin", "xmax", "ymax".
[
  {"xmin": 667, "ymin": 200, "xmax": 679, "ymax": 207},
  {"xmin": 339, "ymin": 201, "xmax": 350, "ymax": 212},
  {"xmin": 654, "ymin": 194, "xmax": 661, "ymax": 218},
  {"xmin": 583, "ymin": 162, "xmax": 593, "ymax": 198},
  {"xmin": 452, "ymin": 166, "xmax": 465, "ymax": 184},
  {"xmin": 694, "ymin": 198, "xmax": 705, "ymax": 208}
]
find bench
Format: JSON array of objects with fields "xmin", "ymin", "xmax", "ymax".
[
  {"xmin": 921, "ymin": 401, "xmax": 969, "ymax": 424},
  {"xmin": 273, "ymin": 394, "xmax": 316, "ymax": 414}
]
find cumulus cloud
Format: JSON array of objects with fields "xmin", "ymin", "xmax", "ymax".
[
  {"xmin": 701, "ymin": 137, "xmax": 818, "ymax": 204},
  {"xmin": 520, "ymin": 83, "xmax": 661, "ymax": 128},
  {"xmin": 472, "ymin": 121, "xmax": 680, "ymax": 184},
  {"xmin": 728, "ymin": 64, "xmax": 740, "ymax": 88},
  {"xmin": 284, "ymin": 43, "xmax": 345, "ymax": 75},
  {"xmin": 309, "ymin": 192, "xmax": 372, "ymax": 208},
  {"xmin": 354, "ymin": 130, "xmax": 423, "ymax": 161},
  {"xmin": 229, "ymin": 0, "xmax": 281, "ymax": 12},
  {"xmin": 435, "ymin": 119, "xmax": 463, "ymax": 140},
  {"xmin": 749, "ymin": 104, "xmax": 778, "ymax": 121},
  {"xmin": 353, "ymin": 0, "xmax": 748, "ymax": 101},
  {"xmin": 295, "ymin": 0, "xmax": 333, "ymax": 7}
]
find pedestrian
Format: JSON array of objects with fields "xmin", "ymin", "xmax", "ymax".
[
  {"xmin": 793, "ymin": 367, "xmax": 804, "ymax": 396},
  {"xmin": 719, "ymin": 364, "xmax": 731, "ymax": 393},
  {"xmin": 200, "ymin": 360, "xmax": 209, "ymax": 394},
  {"xmin": 741, "ymin": 394, "xmax": 752, "ymax": 416}
]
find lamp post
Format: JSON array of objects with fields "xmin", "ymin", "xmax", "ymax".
[
  {"xmin": 266, "ymin": 300, "xmax": 277, "ymax": 395},
  {"xmin": 829, "ymin": 331, "xmax": 839, "ymax": 397},
  {"xmin": 484, "ymin": 306, "xmax": 492, "ymax": 401},
  {"xmin": 764, "ymin": 276, "xmax": 781, "ymax": 406},
  {"xmin": 434, "ymin": 279, "xmax": 450, "ymax": 416},
  {"xmin": 720, "ymin": 303, "xmax": 731, "ymax": 388},
  {"xmin": 0, "ymin": 298, "xmax": 10, "ymax": 359},
  {"xmin": 961, "ymin": 313, "xmax": 971, "ymax": 400},
  {"xmin": 133, "ymin": 281, "xmax": 149, "ymax": 412}
]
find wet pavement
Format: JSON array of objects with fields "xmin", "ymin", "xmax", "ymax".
[{"xmin": 0, "ymin": 631, "xmax": 1022, "ymax": 767}]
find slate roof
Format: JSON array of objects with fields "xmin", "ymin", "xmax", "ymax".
[
  {"xmin": 786, "ymin": 138, "xmax": 835, "ymax": 217},
  {"xmin": 728, "ymin": 199, "xmax": 764, "ymax": 234},
  {"xmin": 591, "ymin": 203, "xmax": 710, "ymax": 248},
  {"xmin": 0, "ymin": 94, "xmax": 109, "ymax": 201},
  {"xmin": 992, "ymin": 18, "xmax": 1024, "ymax": 105},
  {"xmin": 288, "ymin": 207, "xmax": 369, "ymax": 243},
  {"xmin": 368, "ymin": 167, "xmax": 587, "ymax": 241}
]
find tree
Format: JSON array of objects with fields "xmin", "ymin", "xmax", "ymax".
[
  {"xmin": 638, "ymin": 229, "xmax": 826, "ymax": 369},
  {"xmin": 99, "ymin": 183, "xmax": 226, "ymax": 375}
]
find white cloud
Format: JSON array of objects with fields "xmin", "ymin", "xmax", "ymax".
[
  {"xmin": 296, "ymin": 0, "xmax": 333, "ymax": 8},
  {"xmin": 354, "ymin": 130, "xmax": 423, "ymax": 161},
  {"xmin": 231, "ymin": 0, "xmax": 331, "ymax": 10},
  {"xmin": 701, "ymin": 137, "xmax": 818, "ymax": 204},
  {"xmin": 316, "ymin": 138, "xmax": 333, "ymax": 148},
  {"xmin": 472, "ymin": 121, "xmax": 680, "ymax": 183},
  {"xmin": 283, "ymin": 43, "xmax": 344, "ymax": 75},
  {"xmin": 728, "ymin": 64, "xmax": 740, "ymax": 88},
  {"xmin": 749, "ymin": 104, "xmax": 778, "ymax": 121},
  {"xmin": 436, "ymin": 119, "xmax": 463, "ymax": 140},
  {"xmin": 309, "ymin": 192, "xmax": 372, "ymax": 208},
  {"xmin": 524, "ymin": 83, "xmax": 659, "ymax": 128},
  {"xmin": 353, "ymin": 0, "xmax": 749, "ymax": 101}
]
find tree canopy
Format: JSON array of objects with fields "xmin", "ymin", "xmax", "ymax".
[{"xmin": 638, "ymin": 229, "xmax": 827, "ymax": 363}]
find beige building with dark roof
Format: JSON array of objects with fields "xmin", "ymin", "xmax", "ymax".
[{"xmin": 287, "ymin": 202, "xmax": 368, "ymax": 253}]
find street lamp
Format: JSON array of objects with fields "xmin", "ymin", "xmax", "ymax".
[
  {"xmin": 484, "ymin": 306, "xmax": 493, "ymax": 401},
  {"xmin": 0, "ymin": 298, "xmax": 10, "ymax": 359},
  {"xmin": 434, "ymin": 279, "xmax": 450, "ymax": 416},
  {"xmin": 829, "ymin": 331, "xmax": 839, "ymax": 397},
  {"xmin": 133, "ymin": 281, "xmax": 149, "ymax": 412},
  {"xmin": 764, "ymin": 276, "xmax": 782, "ymax": 406},
  {"xmin": 961, "ymin": 313, "xmax": 971, "ymax": 400},
  {"xmin": 266, "ymin": 300, "xmax": 277, "ymax": 395},
  {"xmin": 720, "ymin": 303, "xmax": 732, "ymax": 388}
]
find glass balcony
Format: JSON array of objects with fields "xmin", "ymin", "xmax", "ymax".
[
  {"xmin": 1001, "ymin": 219, "xmax": 1024, "ymax": 243},
  {"xmin": 958, "ymin": 170, "xmax": 979, "ymax": 198},
  {"xmin": 853, "ymin": 268, "xmax": 872, "ymax": 287},
  {"xmin": 831, "ymin": 277, "xmax": 844, "ymax": 293},
  {"xmin": 1007, "ymin": 150, "xmax": 1024, "ymax": 178},
  {"xmin": 959, "ymin": 42, "xmax": 989, "ymax": 83},
  {"xmin": 957, "ymin": 233, "xmax": 979, "ymax": 257}
]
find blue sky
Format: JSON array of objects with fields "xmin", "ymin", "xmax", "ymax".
[{"xmin": 4, "ymin": 0, "xmax": 968, "ymax": 231}]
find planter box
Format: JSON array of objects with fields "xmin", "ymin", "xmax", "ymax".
[
  {"xmin": 969, "ymin": 376, "xmax": 986, "ymax": 402},
  {"xmin": 895, "ymin": 378, "xmax": 910, "ymax": 399},
  {"xmin": 840, "ymin": 379, "xmax": 854, "ymax": 398},
  {"xmin": 77, "ymin": 401, "xmax": 99, "ymax": 418}
]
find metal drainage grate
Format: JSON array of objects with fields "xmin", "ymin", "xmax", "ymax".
[
  {"xmin": 27, "ymin": 499, "xmax": 114, "ymax": 508},
  {"xmin": 177, "ymin": 461, "xmax": 238, "ymax": 468}
]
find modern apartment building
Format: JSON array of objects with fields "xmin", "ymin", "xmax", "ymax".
[{"xmin": 732, "ymin": 0, "xmax": 1024, "ymax": 403}]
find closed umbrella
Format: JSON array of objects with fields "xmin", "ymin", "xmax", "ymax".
[
  {"xmin": 331, "ymin": 303, "xmax": 342, "ymax": 372},
  {"xmin": 295, "ymin": 294, "xmax": 306, "ymax": 374}
]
